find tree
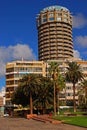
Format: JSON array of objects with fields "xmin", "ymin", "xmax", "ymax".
[
  {"xmin": 48, "ymin": 61, "xmax": 59, "ymax": 116},
  {"xmin": 34, "ymin": 77, "xmax": 53, "ymax": 114},
  {"xmin": 65, "ymin": 61, "xmax": 83, "ymax": 112},
  {"xmin": 18, "ymin": 74, "xmax": 41, "ymax": 114},
  {"xmin": 56, "ymin": 73, "xmax": 65, "ymax": 114},
  {"xmin": 78, "ymin": 79, "xmax": 87, "ymax": 108},
  {"xmin": 12, "ymin": 74, "xmax": 53, "ymax": 115},
  {"xmin": 81, "ymin": 80, "xmax": 87, "ymax": 100},
  {"xmin": 12, "ymin": 85, "xmax": 29, "ymax": 107}
]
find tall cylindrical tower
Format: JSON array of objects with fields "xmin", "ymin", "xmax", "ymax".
[{"xmin": 37, "ymin": 5, "xmax": 73, "ymax": 61}]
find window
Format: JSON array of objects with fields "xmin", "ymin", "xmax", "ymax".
[
  {"xmin": 38, "ymin": 19, "xmax": 41, "ymax": 26},
  {"xmin": 57, "ymin": 17, "xmax": 61, "ymax": 21},
  {"xmin": 66, "ymin": 93, "xmax": 73, "ymax": 96},
  {"xmin": 64, "ymin": 18, "xmax": 67, "ymax": 22},
  {"xmin": 49, "ymin": 13, "xmax": 54, "ymax": 17},
  {"xmin": 66, "ymin": 86, "xmax": 72, "ymax": 90},
  {"xmin": 42, "ymin": 18, "xmax": 47, "ymax": 23},
  {"xmin": 49, "ymin": 17, "xmax": 54, "ymax": 21},
  {"xmin": 58, "ymin": 13, "xmax": 62, "ymax": 16},
  {"xmin": 64, "ymin": 14, "xmax": 67, "ymax": 17}
]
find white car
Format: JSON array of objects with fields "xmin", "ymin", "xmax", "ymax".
[{"xmin": 4, "ymin": 113, "xmax": 9, "ymax": 117}]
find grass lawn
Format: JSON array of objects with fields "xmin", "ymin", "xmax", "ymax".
[{"xmin": 53, "ymin": 116, "xmax": 87, "ymax": 128}]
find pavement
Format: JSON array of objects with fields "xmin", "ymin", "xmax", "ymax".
[{"xmin": 0, "ymin": 117, "xmax": 87, "ymax": 130}]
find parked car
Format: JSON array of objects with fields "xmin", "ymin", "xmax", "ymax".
[{"xmin": 4, "ymin": 113, "xmax": 9, "ymax": 117}]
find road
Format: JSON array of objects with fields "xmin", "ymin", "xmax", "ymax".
[{"xmin": 0, "ymin": 117, "xmax": 87, "ymax": 130}]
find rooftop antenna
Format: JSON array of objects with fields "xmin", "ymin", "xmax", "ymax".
[{"xmin": 22, "ymin": 57, "xmax": 24, "ymax": 61}]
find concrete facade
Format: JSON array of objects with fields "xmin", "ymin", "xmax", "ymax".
[
  {"xmin": 5, "ymin": 58, "xmax": 87, "ymax": 106},
  {"xmin": 6, "ymin": 60, "xmax": 46, "ymax": 105},
  {"xmin": 0, "ymin": 87, "xmax": 5, "ymax": 116}
]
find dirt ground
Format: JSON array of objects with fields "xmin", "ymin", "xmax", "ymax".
[{"xmin": 0, "ymin": 117, "xmax": 87, "ymax": 130}]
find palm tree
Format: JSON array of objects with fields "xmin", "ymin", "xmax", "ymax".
[
  {"xmin": 56, "ymin": 73, "xmax": 65, "ymax": 114},
  {"xmin": 65, "ymin": 61, "xmax": 83, "ymax": 112},
  {"xmin": 79, "ymin": 79, "xmax": 87, "ymax": 107},
  {"xmin": 34, "ymin": 77, "xmax": 53, "ymax": 114},
  {"xmin": 19, "ymin": 74, "xmax": 41, "ymax": 114},
  {"xmin": 81, "ymin": 80, "xmax": 87, "ymax": 99},
  {"xmin": 48, "ymin": 61, "xmax": 59, "ymax": 116},
  {"xmin": 12, "ymin": 85, "xmax": 29, "ymax": 106}
]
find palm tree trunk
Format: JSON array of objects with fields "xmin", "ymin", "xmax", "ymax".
[
  {"xmin": 54, "ymin": 82, "xmax": 56, "ymax": 116},
  {"xmin": 42, "ymin": 103, "xmax": 46, "ymax": 114},
  {"xmin": 73, "ymin": 84, "xmax": 76, "ymax": 112},
  {"xmin": 85, "ymin": 88, "xmax": 87, "ymax": 104},
  {"xmin": 30, "ymin": 92, "xmax": 33, "ymax": 114},
  {"xmin": 57, "ymin": 89, "xmax": 60, "ymax": 115}
]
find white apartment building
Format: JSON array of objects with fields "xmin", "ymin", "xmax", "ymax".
[
  {"xmin": 0, "ymin": 87, "xmax": 5, "ymax": 116},
  {"xmin": 6, "ymin": 60, "xmax": 46, "ymax": 105}
]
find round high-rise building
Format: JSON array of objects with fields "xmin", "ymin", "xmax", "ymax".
[{"xmin": 37, "ymin": 5, "xmax": 73, "ymax": 61}]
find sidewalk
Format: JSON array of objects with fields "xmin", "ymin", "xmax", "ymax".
[{"xmin": 0, "ymin": 117, "xmax": 87, "ymax": 130}]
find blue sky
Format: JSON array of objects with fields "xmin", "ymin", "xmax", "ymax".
[{"xmin": 0, "ymin": 0, "xmax": 87, "ymax": 90}]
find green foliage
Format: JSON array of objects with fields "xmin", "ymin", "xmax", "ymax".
[
  {"xmin": 48, "ymin": 61, "xmax": 65, "ymax": 115},
  {"xmin": 56, "ymin": 73, "xmax": 65, "ymax": 90},
  {"xmin": 78, "ymin": 79, "xmax": 87, "ymax": 109},
  {"xmin": 12, "ymin": 74, "xmax": 54, "ymax": 113},
  {"xmin": 11, "ymin": 85, "xmax": 29, "ymax": 107},
  {"xmin": 65, "ymin": 61, "xmax": 84, "ymax": 112},
  {"xmin": 33, "ymin": 77, "xmax": 54, "ymax": 113},
  {"xmin": 48, "ymin": 61, "xmax": 59, "ymax": 80},
  {"xmin": 18, "ymin": 74, "xmax": 41, "ymax": 96},
  {"xmin": 66, "ymin": 62, "xmax": 83, "ymax": 84}
]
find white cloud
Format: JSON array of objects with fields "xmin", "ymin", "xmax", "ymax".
[
  {"xmin": 74, "ymin": 50, "xmax": 81, "ymax": 58},
  {"xmin": 75, "ymin": 36, "xmax": 87, "ymax": 47},
  {"xmin": 9, "ymin": 44, "xmax": 36, "ymax": 60},
  {"xmin": 0, "ymin": 43, "xmax": 36, "ymax": 77},
  {"xmin": 73, "ymin": 13, "xmax": 87, "ymax": 29},
  {"xmin": 0, "ymin": 61, "xmax": 6, "ymax": 77}
]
